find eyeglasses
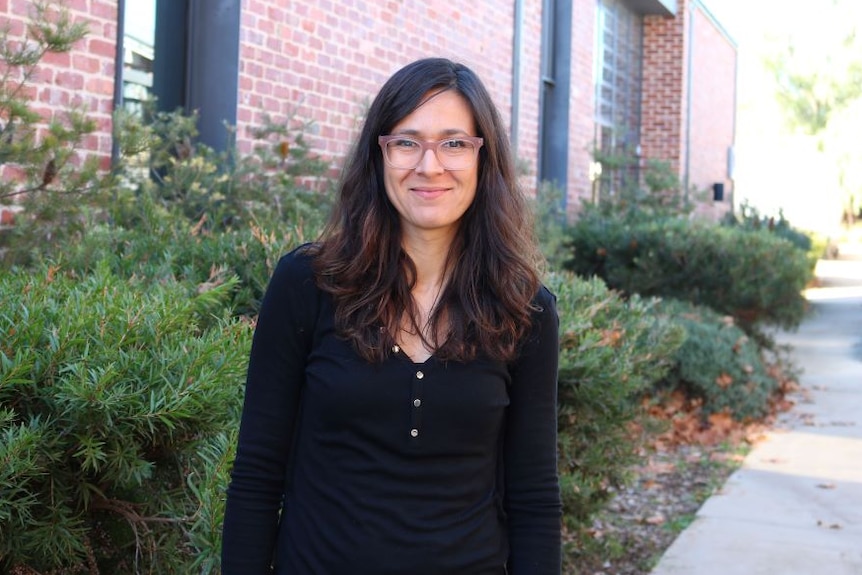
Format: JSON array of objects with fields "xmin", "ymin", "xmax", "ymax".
[{"xmin": 378, "ymin": 135, "xmax": 484, "ymax": 171}]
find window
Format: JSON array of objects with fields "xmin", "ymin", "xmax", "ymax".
[
  {"xmin": 594, "ymin": 0, "xmax": 643, "ymax": 197},
  {"xmin": 115, "ymin": 0, "xmax": 239, "ymax": 154},
  {"xmin": 121, "ymin": 1, "xmax": 155, "ymax": 118},
  {"xmin": 117, "ymin": 0, "xmax": 188, "ymax": 116}
]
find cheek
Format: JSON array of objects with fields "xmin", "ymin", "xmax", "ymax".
[
  {"xmin": 382, "ymin": 166, "xmax": 399, "ymax": 203},
  {"xmin": 463, "ymin": 170, "xmax": 479, "ymax": 202}
]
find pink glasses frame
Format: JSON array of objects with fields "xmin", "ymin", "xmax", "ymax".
[{"xmin": 377, "ymin": 135, "xmax": 484, "ymax": 170}]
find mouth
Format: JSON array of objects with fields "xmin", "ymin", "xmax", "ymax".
[{"xmin": 411, "ymin": 187, "xmax": 449, "ymax": 200}]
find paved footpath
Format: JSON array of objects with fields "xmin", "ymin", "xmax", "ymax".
[{"xmin": 651, "ymin": 243, "xmax": 862, "ymax": 575}]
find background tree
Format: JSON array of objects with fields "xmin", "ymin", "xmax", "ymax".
[
  {"xmin": 0, "ymin": 0, "xmax": 108, "ymax": 264},
  {"xmin": 765, "ymin": 0, "xmax": 862, "ymax": 224}
]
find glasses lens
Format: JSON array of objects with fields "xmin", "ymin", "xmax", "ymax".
[
  {"xmin": 383, "ymin": 138, "xmax": 477, "ymax": 170},
  {"xmin": 385, "ymin": 138, "xmax": 422, "ymax": 169},
  {"xmin": 436, "ymin": 139, "xmax": 476, "ymax": 170}
]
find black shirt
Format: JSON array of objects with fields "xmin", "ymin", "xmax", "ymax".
[{"xmin": 222, "ymin": 247, "xmax": 561, "ymax": 574}]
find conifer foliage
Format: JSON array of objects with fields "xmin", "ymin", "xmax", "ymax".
[
  {"xmin": 0, "ymin": 265, "xmax": 250, "ymax": 572},
  {"xmin": 0, "ymin": 1, "xmax": 108, "ymax": 263}
]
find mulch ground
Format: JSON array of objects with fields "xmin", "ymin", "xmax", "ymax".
[{"xmin": 565, "ymin": 367, "xmax": 803, "ymax": 575}]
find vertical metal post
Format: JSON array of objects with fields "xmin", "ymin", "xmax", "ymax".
[
  {"xmin": 539, "ymin": 0, "xmax": 573, "ymax": 206},
  {"xmin": 186, "ymin": 0, "xmax": 241, "ymax": 154},
  {"xmin": 153, "ymin": 0, "xmax": 189, "ymax": 113},
  {"xmin": 110, "ymin": 0, "xmax": 126, "ymax": 168}
]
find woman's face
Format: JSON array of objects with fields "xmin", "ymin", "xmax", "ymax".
[{"xmin": 381, "ymin": 90, "xmax": 480, "ymax": 241}]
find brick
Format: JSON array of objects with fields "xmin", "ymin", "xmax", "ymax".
[
  {"xmin": 90, "ymin": 0, "xmax": 116, "ymax": 20},
  {"xmin": 72, "ymin": 54, "xmax": 101, "ymax": 74},
  {"xmin": 41, "ymin": 51, "xmax": 72, "ymax": 67},
  {"xmin": 55, "ymin": 71, "xmax": 85, "ymax": 90},
  {"xmin": 0, "ymin": 207, "xmax": 18, "ymax": 226},
  {"xmin": 86, "ymin": 38, "xmax": 116, "ymax": 59}
]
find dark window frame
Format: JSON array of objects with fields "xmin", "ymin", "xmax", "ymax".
[
  {"xmin": 538, "ymin": 0, "xmax": 573, "ymax": 207},
  {"xmin": 113, "ymin": 0, "xmax": 241, "ymax": 158}
]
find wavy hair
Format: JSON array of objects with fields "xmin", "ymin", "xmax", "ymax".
[{"xmin": 311, "ymin": 57, "xmax": 543, "ymax": 363}]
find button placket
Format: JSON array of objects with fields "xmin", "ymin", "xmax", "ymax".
[{"xmin": 409, "ymin": 368, "xmax": 424, "ymax": 442}]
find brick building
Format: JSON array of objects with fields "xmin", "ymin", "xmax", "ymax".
[{"xmin": 1, "ymin": 0, "xmax": 736, "ymax": 222}]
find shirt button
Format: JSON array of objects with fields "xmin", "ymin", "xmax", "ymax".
[
  {"xmin": 413, "ymin": 399, "xmax": 421, "ymax": 407},
  {"xmin": 416, "ymin": 371, "xmax": 424, "ymax": 380},
  {"xmin": 410, "ymin": 428, "xmax": 419, "ymax": 437},
  {"xmin": 392, "ymin": 345, "xmax": 400, "ymax": 353}
]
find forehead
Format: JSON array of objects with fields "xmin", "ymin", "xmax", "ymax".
[{"xmin": 391, "ymin": 90, "xmax": 476, "ymax": 135}]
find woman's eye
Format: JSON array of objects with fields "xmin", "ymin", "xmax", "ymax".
[
  {"xmin": 393, "ymin": 139, "xmax": 419, "ymax": 149},
  {"xmin": 442, "ymin": 139, "xmax": 468, "ymax": 149}
]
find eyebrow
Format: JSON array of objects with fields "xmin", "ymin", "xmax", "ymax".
[{"xmin": 391, "ymin": 128, "xmax": 472, "ymax": 138}]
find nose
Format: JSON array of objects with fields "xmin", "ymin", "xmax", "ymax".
[{"xmin": 414, "ymin": 147, "xmax": 445, "ymax": 175}]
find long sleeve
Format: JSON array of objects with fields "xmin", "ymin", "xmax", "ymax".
[
  {"xmin": 221, "ymin": 247, "xmax": 318, "ymax": 574},
  {"xmin": 504, "ymin": 286, "xmax": 562, "ymax": 574}
]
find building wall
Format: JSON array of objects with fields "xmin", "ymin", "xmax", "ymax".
[
  {"xmin": 688, "ymin": 1, "xmax": 736, "ymax": 218},
  {"xmin": 4, "ymin": 1, "xmax": 522, "ymax": 185},
  {"xmin": 639, "ymin": 0, "xmax": 735, "ymax": 218},
  {"xmin": 237, "ymin": 0, "xmax": 518, "ymax": 176},
  {"xmin": 2, "ymin": 0, "xmax": 117, "ymax": 165},
  {"xmin": 1, "ymin": 0, "xmax": 736, "ymax": 218},
  {"xmin": 514, "ymin": 0, "xmax": 544, "ymax": 182},
  {"xmin": 640, "ymin": 0, "xmax": 689, "ymax": 180},
  {"xmin": 1, "ymin": 0, "xmax": 117, "ymax": 227}
]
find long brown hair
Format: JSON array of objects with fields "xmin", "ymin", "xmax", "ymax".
[{"xmin": 311, "ymin": 57, "xmax": 543, "ymax": 363}]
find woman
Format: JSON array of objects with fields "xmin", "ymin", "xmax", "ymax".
[{"xmin": 221, "ymin": 57, "xmax": 561, "ymax": 574}]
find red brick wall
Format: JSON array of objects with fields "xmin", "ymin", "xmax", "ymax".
[
  {"xmin": 2, "ymin": 0, "xmax": 521, "ymax": 186},
  {"xmin": 1, "ymin": 0, "xmax": 735, "ymax": 219},
  {"xmin": 237, "ymin": 0, "xmax": 517, "ymax": 175},
  {"xmin": 2, "ymin": 0, "xmax": 117, "ymax": 173},
  {"xmin": 639, "ymin": 0, "xmax": 736, "ymax": 219},
  {"xmin": 514, "ymin": 0, "xmax": 543, "ymax": 185},
  {"xmin": 688, "ymin": 3, "xmax": 736, "ymax": 218},
  {"xmin": 640, "ymin": 0, "xmax": 689, "ymax": 180}
]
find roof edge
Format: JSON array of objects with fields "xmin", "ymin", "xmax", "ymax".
[{"xmin": 627, "ymin": 0, "xmax": 677, "ymax": 17}]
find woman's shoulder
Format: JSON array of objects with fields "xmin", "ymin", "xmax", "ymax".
[
  {"xmin": 268, "ymin": 242, "xmax": 322, "ymax": 299},
  {"xmin": 274, "ymin": 242, "xmax": 318, "ymax": 278},
  {"xmin": 533, "ymin": 283, "xmax": 557, "ymax": 313},
  {"xmin": 519, "ymin": 283, "xmax": 557, "ymax": 343}
]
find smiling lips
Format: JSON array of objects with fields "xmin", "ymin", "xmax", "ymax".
[{"xmin": 411, "ymin": 187, "xmax": 449, "ymax": 200}]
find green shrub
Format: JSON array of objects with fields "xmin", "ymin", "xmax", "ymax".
[
  {"xmin": 532, "ymin": 181, "xmax": 571, "ymax": 270},
  {"xmin": 3, "ymin": 13, "xmax": 332, "ymax": 268},
  {"xmin": 55, "ymin": 195, "xmax": 307, "ymax": 316},
  {"xmin": 112, "ymin": 105, "xmax": 334, "ymax": 236},
  {"xmin": 565, "ymin": 211, "xmax": 813, "ymax": 333},
  {"xmin": 721, "ymin": 201, "xmax": 821, "ymax": 272},
  {"xmin": 548, "ymin": 272, "xmax": 684, "ymax": 535},
  {"xmin": 0, "ymin": 263, "xmax": 251, "ymax": 573},
  {"xmin": 183, "ymin": 430, "xmax": 238, "ymax": 573},
  {"xmin": 721, "ymin": 201, "xmax": 813, "ymax": 251},
  {"xmin": 591, "ymin": 145, "xmax": 702, "ymax": 222},
  {"xmin": 656, "ymin": 299, "xmax": 778, "ymax": 420}
]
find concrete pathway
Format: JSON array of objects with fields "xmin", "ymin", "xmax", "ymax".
[{"xmin": 650, "ymin": 244, "xmax": 862, "ymax": 575}]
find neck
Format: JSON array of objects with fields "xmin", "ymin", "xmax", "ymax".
[
  {"xmin": 397, "ymin": 230, "xmax": 454, "ymax": 361},
  {"xmin": 400, "ymin": 228, "xmax": 455, "ymax": 290}
]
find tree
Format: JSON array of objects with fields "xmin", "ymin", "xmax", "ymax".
[{"xmin": 765, "ymin": 1, "xmax": 862, "ymax": 224}]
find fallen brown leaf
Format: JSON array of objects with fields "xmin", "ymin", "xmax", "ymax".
[{"xmin": 817, "ymin": 520, "xmax": 842, "ymax": 530}]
